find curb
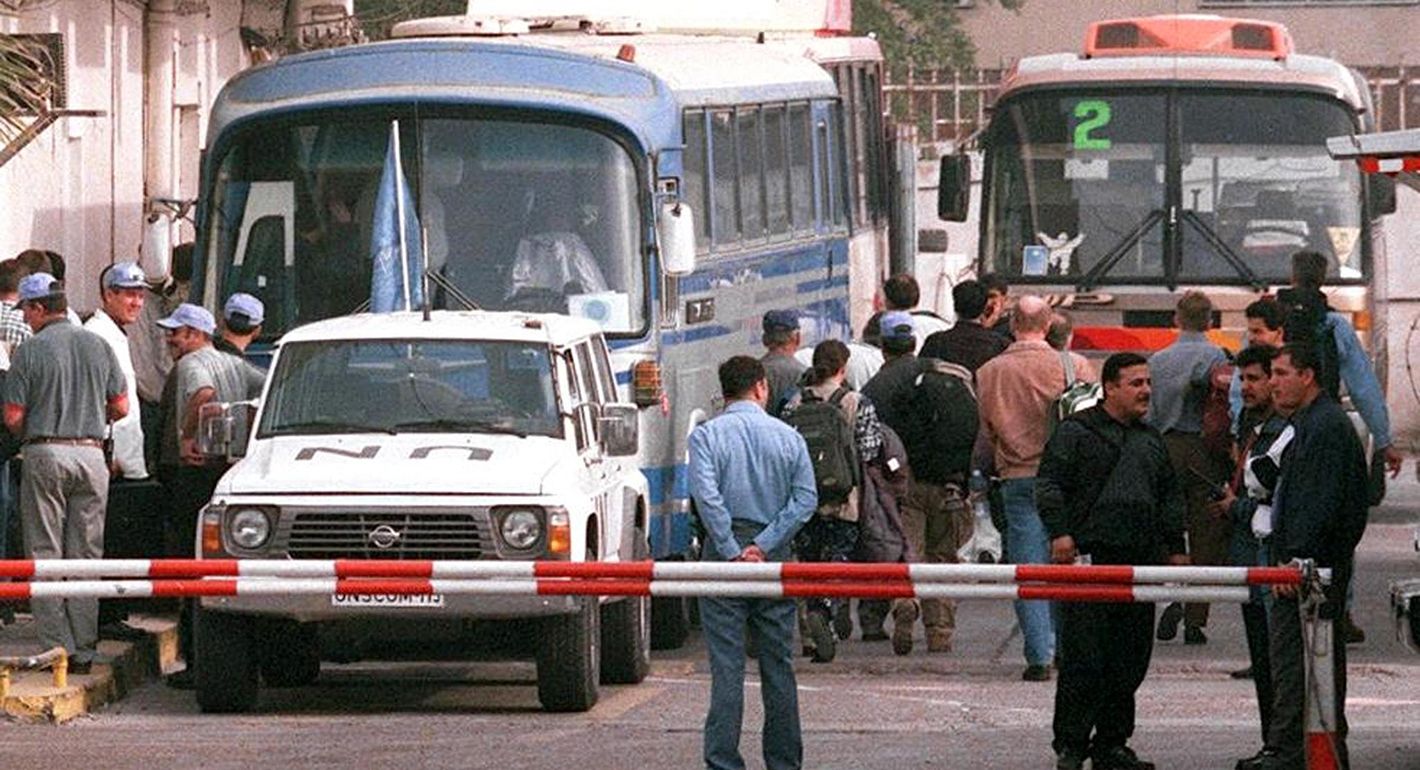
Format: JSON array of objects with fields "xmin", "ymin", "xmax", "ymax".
[{"xmin": 1, "ymin": 616, "xmax": 178, "ymax": 724}]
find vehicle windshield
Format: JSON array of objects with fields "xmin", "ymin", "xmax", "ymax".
[
  {"xmin": 258, "ymin": 339, "xmax": 561, "ymax": 439},
  {"xmin": 206, "ymin": 113, "xmax": 645, "ymax": 337},
  {"xmin": 983, "ymin": 90, "xmax": 1365, "ymax": 285}
]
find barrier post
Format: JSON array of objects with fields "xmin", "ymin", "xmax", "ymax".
[{"xmin": 1300, "ymin": 561, "xmax": 1339, "ymax": 770}]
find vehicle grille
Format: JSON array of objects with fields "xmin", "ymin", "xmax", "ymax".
[{"xmin": 279, "ymin": 510, "xmax": 491, "ymax": 560}]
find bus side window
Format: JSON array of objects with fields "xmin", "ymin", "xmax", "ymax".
[
  {"xmin": 764, "ymin": 104, "xmax": 791, "ymax": 237},
  {"xmin": 711, "ymin": 109, "xmax": 739, "ymax": 247},
  {"xmin": 788, "ymin": 103, "xmax": 813, "ymax": 233},
  {"xmin": 683, "ymin": 110, "xmax": 711, "ymax": 252}
]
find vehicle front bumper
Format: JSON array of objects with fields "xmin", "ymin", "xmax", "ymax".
[{"xmin": 199, "ymin": 592, "xmax": 583, "ymax": 622}]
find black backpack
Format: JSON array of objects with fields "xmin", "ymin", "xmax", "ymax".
[
  {"xmin": 784, "ymin": 387, "xmax": 859, "ymax": 505},
  {"xmin": 902, "ymin": 359, "xmax": 979, "ymax": 485},
  {"xmin": 1278, "ymin": 287, "xmax": 1341, "ymax": 399}
]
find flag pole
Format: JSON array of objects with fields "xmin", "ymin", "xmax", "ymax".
[{"xmin": 390, "ymin": 120, "xmax": 412, "ymax": 312}]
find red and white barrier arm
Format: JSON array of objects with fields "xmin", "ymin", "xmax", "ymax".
[
  {"xmin": 0, "ymin": 560, "xmax": 1306, "ymax": 586},
  {"xmin": 0, "ymin": 577, "xmax": 1251, "ymax": 604}
]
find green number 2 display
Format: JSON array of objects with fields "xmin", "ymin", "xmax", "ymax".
[{"xmin": 1072, "ymin": 100, "xmax": 1112, "ymax": 150}]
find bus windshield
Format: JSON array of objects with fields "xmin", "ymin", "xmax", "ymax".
[
  {"xmin": 983, "ymin": 90, "xmax": 1364, "ymax": 285},
  {"xmin": 207, "ymin": 114, "xmax": 645, "ymax": 338}
]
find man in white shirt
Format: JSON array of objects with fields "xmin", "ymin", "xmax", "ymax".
[{"xmin": 84, "ymin": 261, "xmax": 153, "ymax": 641}]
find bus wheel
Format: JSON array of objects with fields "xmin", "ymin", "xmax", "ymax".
[
  {"xmin": 601, "ymin": 534, "xmax": 651, "ymax": 684},
  {"xmin": 195, "ymin": 609, "xmax": 260, "ymax": 713}
]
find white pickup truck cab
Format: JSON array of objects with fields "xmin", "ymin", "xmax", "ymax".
[{"xmin": 193, "ymin": 310, "xmax": 650, "ymax": 713}]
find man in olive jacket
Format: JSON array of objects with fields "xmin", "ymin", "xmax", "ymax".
[{"xmin": 1036, "ymin": 352, "xmax": 1189, "ymax": 770}]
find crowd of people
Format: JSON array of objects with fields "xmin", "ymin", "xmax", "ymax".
[
  {"xmin": 0, "ymin": 246, "xmax": 266, "ymax": 688},
  {"xmin": 689, "ymin": 251, "xmax": 1387, "ymax": 770}
]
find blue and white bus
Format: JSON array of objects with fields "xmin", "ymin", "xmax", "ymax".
[{"xmin": 192, "ymin": 7, "xmax": 889, "ymax": 647}]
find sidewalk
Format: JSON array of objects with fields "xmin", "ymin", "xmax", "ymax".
[{"xmin": 0, "ymin": 611, "xmax": 178, "ymax": 723}]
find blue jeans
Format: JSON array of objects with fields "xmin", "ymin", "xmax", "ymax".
[
  {"xmin": 1001, "ymin": 477, "xmax": 1055, "ymax": 667},
  {"xmin": 701, "ymin": 595, "xmax": 802, "ymax": 770},
  {"xmin": 0, "ymin": 460, "xmax": 12, "ymax": 558}
]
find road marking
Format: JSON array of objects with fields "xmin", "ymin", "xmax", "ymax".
[{"xmin": 591, "ymin": 683, "xmax": 665, "ymax": 721}]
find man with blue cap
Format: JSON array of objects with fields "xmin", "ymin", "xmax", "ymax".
[
  {"xmin": 760, "ymin": 309, "xmax": 804, "ymax": 419},
  {"xmin": 3, "ymin": 272, "xmax": 128, "ymax": 673},
  {"xmin": 155, "ymin": 302, "xmax": 266, "ymax": 688},
  {"xmin": 216, "ymin": 293, "xmax": 264, "ymax": 357}
]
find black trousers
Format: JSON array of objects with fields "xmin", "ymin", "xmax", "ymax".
[
  {"xmin": 1241, "ymin": 601, "xmax": 1275, "ymax": 743},
  {"xmin": 1266, "ymin": 578, "xmax": 1350, "ymax": 769},
  {"xmin": 1053, "ymin": 599, "xmax": 1156, "ymax": 755},
  {"xmin": 97, "ymin": 478, "xmax": 165, "ymax": 626},
  {"xmin": 163, "ymin": 464, "xmax": 227, "ymax": 666}
]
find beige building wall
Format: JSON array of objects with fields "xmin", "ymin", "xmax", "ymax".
[{"xmin": 958, "ymin": 2, "xmax": 1416, "ymax": 68}]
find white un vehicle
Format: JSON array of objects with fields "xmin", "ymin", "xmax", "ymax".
[{"xmin": 192, "ymin": 310, "xmax": 651, "ymax": 713}]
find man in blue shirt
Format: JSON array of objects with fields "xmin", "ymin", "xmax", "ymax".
[{"xmin": 689, "ymin": 355, "xmax": 817, "ymax": 770}]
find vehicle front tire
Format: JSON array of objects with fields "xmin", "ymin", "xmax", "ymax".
[
  {"xmin": 601, "ymin": 533, "xmax": 651, "ymax": 684},
  {"xmin": 537, "ymin": 592, "xmax": 601, "ymax": 712},
  {"xmin": 194, "ymin": 609, "xmax": 260, "ymax": 713},
  {"xmin": 651, "ymin": 595, "xmax": 690, "ymax": 650}
]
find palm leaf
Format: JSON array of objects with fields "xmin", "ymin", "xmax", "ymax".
[{"xmin": 0, "ymin": 35, "xmax": 55, "ymax": 141}]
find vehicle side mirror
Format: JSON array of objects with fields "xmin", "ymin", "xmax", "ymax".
[
  {"xmin": 1368, "ymin": 174, "xmax": 1397, "ymax": 216},
  {"xmin": 937, "ymin": 154, "xmax": 970, "ymax": 222},
  {"xmin": 659, "ymin": 201, "xmax": 697, "ymax": 277},
  {"xmin": 598, "ymin": 403, "xmax": 639, "ymax": 457},
  {"xmin": 197, "ymin": 399, "xmax": 259, "ymax": 462}
]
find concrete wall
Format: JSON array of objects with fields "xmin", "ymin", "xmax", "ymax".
[
  {"xmin": 958, "ymin": 2, "xmax": 1416, "ymax": 69},
  {"xmin": 0, "ymin": 1, "xmax": 250, "ymax": 312},
  {"xmin": 1380, "ymin": 184, "xmax": 1420, "ymax": 452}
]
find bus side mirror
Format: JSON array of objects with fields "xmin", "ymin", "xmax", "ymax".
[
  {"xmin": 659, "ymin": 201, "xmax": 697, "ymax": 277},
  {"xmin": 1368, "ymin": 174, "xmax": 1397, "ymax": 216},
  {"xmin": 937, "ymin": 154, "xmax": 970, "ymax": 222},
  {"xmin": 197, "ymin": 400, "xmax": 259, "ymax": 462}
]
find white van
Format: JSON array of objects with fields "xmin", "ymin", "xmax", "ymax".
[{"xmin": 193, "ymin": 311, "xmax": 651, "ymax": 713}]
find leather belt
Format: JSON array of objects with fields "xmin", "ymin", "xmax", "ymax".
[{"xmin": 24, "ymin": 437, "xmax": 103, "ymax": 448}]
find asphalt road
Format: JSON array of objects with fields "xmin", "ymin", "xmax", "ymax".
[{"xmin": 4, "ymin": 488, "xmax": 1418, "ymax": 770}]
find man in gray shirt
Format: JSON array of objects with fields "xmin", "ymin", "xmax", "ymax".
[
  {"xmin": 3, "ymin": 273, "xmax": 128, "ymax": 673},
  {"xmin": 1146, "ymin": 290, "xmax": 1229, "ymax": 646},
  {"xmin": 760, "ymin": 309, "xmax": 805, "ymax": 419}
]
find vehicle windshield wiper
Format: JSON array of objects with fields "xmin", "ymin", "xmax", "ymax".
[
  {"xmin": 1078, "ymin": 209, "xmax": 1165, "ymax": 291},
  {"xmin": 1179, "ymin": 210, "xmax": 1267, "ymax": 290},
  {"xmin": 390, "ymin": 419, "xmax": 529, "ymax": 438},
  {"xmin": 269, "ymin": 419, "xmax": 396, "ymax": 435}
]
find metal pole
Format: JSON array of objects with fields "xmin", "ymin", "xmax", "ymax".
[{"xmin": 888, "ymin": 124, "xmax": 918, "ymax": 277}]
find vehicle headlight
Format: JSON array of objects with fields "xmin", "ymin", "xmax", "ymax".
[
  {"xmin": 499, "ymin": 509, "xmax": 543, "ymax": 550},
  {"xmin": 229, "ymin": 508, "xmax": 272, "ymax": 550}
]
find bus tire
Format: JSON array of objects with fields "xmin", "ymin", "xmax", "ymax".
[
  {"xmin": 195, "ymin": 609, "xmax": 259, "ymax": 713},
  {"xmin": 601, "ymin": 533, "xmax": 651, "ymax": 684},
  {"xmin": 259, "ymin": 621, "xmax": 321, "ymax": 688},
  {"xmin": 537, "ymin": 591, "xmax": 601, "ymax": 712},
  {"xmin": 651, "ymin": 595, "xmax": 690, "ymax": 650}
]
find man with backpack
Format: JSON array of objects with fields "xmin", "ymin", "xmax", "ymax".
[
  {"xmin": 862, "ymin": 311, "xmax": 978, "ymax": 655},
  {"xmin": 1147, "ymin": 291, "xmax": 1230, "ymax": 646},
  {"xmin": 920, "ymin": 279, "xmax": 1010, "ymax": 376},
  {"xmin": 781, "ymin": 340, "xmax": 885, "ymax": 662},
  {"xmin": 1276, "ymin": 249, "xmax": 1398, "ymax": 644},
  {"xmin": 977, "ymin": 295, "xmax": 1095, "ymax": 681}
]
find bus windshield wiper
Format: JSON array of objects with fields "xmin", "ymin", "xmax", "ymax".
[
  {"xmin": 1179, "ymin": 210, "xmax": 1267, "ymax": 290},
  {"xmin": 390, "ymin": 419, "xmax": 528, "ymax": 438},
  {"xmin": 1078, "ymin": 209, "xmax": 1166, "ymax": 291},
  {"xmin": 270, "ymin": 419, "xmax": 396, "ymax": 435}
]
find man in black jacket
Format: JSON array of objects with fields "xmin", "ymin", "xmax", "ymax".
[
  {"xmin": 1037, "ymin": 352, "xmax": 1189, "ymax": 770},
  {"xmin": 1249, "ymin": 344, "xmax": 1368, "ymax": 770}
]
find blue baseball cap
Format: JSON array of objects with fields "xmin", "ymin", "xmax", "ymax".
[
  {"xmin": 157, "ymin": 303, "xmax": 216, "ymax": 335},
  {"xmin": 224, "ymin": 292, "xmax": 265, "ymax": 325},
  {"xmin": 103, "ymin": 261, "xmax": 147, "ymax": 290},
  {"xmin": 879, "ymin": 310, "xmax": 915, "ymax": 341},
  {"xmin": 762, "ymin": 309, "xmax": 800, "ymax": 334},
  {"xmin": 17, "ymin": 272, "xmax": 61, "ymax": 303}
]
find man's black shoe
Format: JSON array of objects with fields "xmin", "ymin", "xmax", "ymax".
[
  {"xmin": 166, "ymin": 669, "xmax": 196, "ymax": 690},
  {"xmin": 1092, "ymin": 744, "xmax": 1155, "ymax": 770},
  {"xmin": 1230, "ymin": 665, "xmax": 1253, "ymax": 679},
  {"xmin": 1022, "ymin": 664, "xmax": 1051, "ymax": 682},
  {"xmin": 1055, "ymin": 747, "xmax": 1088, "ymax": 770},
  {"xmin": 98, "ymin": 621, "xmax": 149, "ymax": 642},
  {"xmin": 1184, "ymin": 625, "xmax": 1208, "ymax": 645},
  {"xmin": 806, "ymin": 612, "xmax": 836, "ymax": 663},
  {"xmin": 1234, "ymin": 747, "xmax": 1281, "ymax": 770},
  {"xmin": 1156, "ymin": 602, "xmax": 1183, "ymax": 641}
]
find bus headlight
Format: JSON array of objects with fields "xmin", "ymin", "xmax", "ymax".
[
  {"xmin": 229, "ymin": 508, "xmax": 273, "ymax": 550},
  {"xmin": 498, "ymin": 508, "xmax": 543, "ymax": 551}
]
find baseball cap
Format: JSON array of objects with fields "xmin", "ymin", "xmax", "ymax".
[
  {"xmin": 224, "ymin": 292, "xmax": 265, "ymax": 326},
  {"xmin": 103, "ymin": 261, "xmax": 147, "ymax": 290},
  {"xmin": 879, "ymin": 310, "xmax": 915, "ymax": 341},
  {"xmin": 762, "ymin": 309, "xmax": 800, "ymax": 334},
  {"xmin": 156, "ymin": 303, "xmax": 217, "ymax": 335},
  {"xmin": 17, "ymin": 272, "xmax": 61, "ymax": 303}
]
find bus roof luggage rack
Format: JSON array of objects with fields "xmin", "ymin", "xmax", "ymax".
[{"xmin": 1084, "ymin": 15, "xmax": 1293, "ymax": 61}]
